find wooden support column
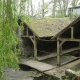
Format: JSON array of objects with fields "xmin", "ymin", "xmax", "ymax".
[
  {"xmin": 57, "ymin": 40, "xmax": 61, "ymax": 66},
  {"xmin": 71, "ymin": 27, "xmax": 74, "ymax": 39},
  {"xmin": 34, "ymin": 37, "xmax": 37, "ymax": 59},
  {"xmin": 78, "ymin": 42, "xmax": 80, "ymax": 57},
  {"xmin": 26, "ymin": 27, "xmax": 29, "ymax": 36}
]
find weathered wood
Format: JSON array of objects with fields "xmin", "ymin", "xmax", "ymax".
[
  {"xmin": 62, "ymin": 47, "xmax": 80, "ymax": 54},
  {"xmin": 57, "ymin": 40, "xmax": 61, "ymax": 66},
  {"xmin": 65, "ymin": 69, "xmax": 80, "ymax": 80},
  {"xmin": 19, "ymin": 58, "xmax": 80, "ymax": 80},
  {"xmin": 79, "ymin": 42, "xmax": 80, "ymax": 57},
  {"xmin": 59, "ymin": 38, "xmax": 80, "ymax": 42},
  {"xmin": 59, "ymin": 40, "xmax": 65, "ymax": 47},
  {"xmin": 29, "ymin": 36, "xmax": 34, "ymax": 43},
  {"xmin": 38, "ymin": 47, "xmax": 80, "ymax": 60},
  {"xmin": 20, "ymin": 59, "xmax": 55, "ymax": 72},
  {"xmin": 26, "ymin": 27, "xmax": 29, "ymax": 36},
  {"xmin": 22, "ymin": 36, "xmax": 34, "ymax": 38},
  {"xmin": 34, "ymin": 37, "xmax": 37, "ymax": 59},
  {"xmin": 71, "ymin": 27, "xmax": 74, "ymax": 39},
  {"xmin": 22, "ymin": 36, "xmax": 34, "ymax": 43},
  {"xmin": 44, "ymin": 59, "xmax": 80, "ymax": 80}
]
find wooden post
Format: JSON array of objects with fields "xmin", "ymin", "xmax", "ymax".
[
  {"xmin": 57, "ymin": 40, "xmax": 61, "ymax": 66},
  {"xmin": 71, "ymin": 27, "xmax": 74, "ymax": 39},
  {"xmin": 34, "ymin": 37, "xmax": 37, "ymax": 59},
  {"xmin": 78, "ymin": 42, "xmax": 80, "ymax": 57},
  {"xmin": 26, "ymin": 27, "xmax": 29, "ymax": 36}
]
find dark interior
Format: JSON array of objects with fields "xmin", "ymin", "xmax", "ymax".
[
  {"xmin": 37, "ymin": 41, "xmax": 57, "ymax": 56},
  {"xmin": 28, "ymin": 28, "xmax": 33, "ymax": 36},
  {"xmin": 60, "ymin": 28, "xmax": 71, "ymax": 38},
  {"xmin": 73, "ymin": 20, "xmax": 80, "ymax": 39},
  {"xmin": 60, "ymin": 20, "xmax": 80, "ymax": 39},
  {"xmin": 62, "ymin": 41, "xmax": 79, "ymax": 50},
  {"xmin": 22, "ymin": 38, "xmax": 80, "ymax": 57}
]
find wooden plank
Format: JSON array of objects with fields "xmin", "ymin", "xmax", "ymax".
[
  {"xmin": 59, "ymin": 38, "xmax": 80, "ymax": 42},
  {"xmin": 20, "ymin": 59, "xmax": 56, "ymax": 72},
  {"xmin": 19, "ymin": 58, "xmax": 80, "ymax": 80},
  {"xmin": 61, "ymin": 56, "xmax": 80, "ymax": 65},
  {"xmin": 38, "ymin": 47, "xmax": 80, "ymax": 60},
  {"xmin": 44, "ymin": 59, "xmax": 80, "ymax": 79},
  {"xmin": 22, "ymin": 36, "xmax": 34, "ymax": 38},
  {"xmin": 62, "ymin": 47, "xmax": 80, "ymax": 54},
  {"xmin": 37, "ymin": 52, "xmax": 56, "ymax": 60}
]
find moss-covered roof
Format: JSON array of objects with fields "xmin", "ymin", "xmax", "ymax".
[{"xmin": 24, "ymin": 17, "xmax": 71, "ymax": 38}]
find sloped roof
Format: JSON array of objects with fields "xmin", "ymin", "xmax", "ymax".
[
  {"xmin": 24, "ymin": 17, "xmax": 71, "ymax": 38},
  {"xmin": 55, "ymin": 16, "xmax": 80, "ymax": 38}
]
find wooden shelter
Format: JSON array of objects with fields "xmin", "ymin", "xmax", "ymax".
[
  {"xmin": 22, "ymin": 17, "xmax": 80, "ymax": 66},
  {"xmin": 68, "ymin": 6, "xmax": 80, "ymax": 15}
]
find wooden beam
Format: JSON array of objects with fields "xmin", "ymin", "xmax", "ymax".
[
  {"xmin": 59, "ymin": 40, "xmax": 66, "ymax": 47},
  {"xmin": 34, "ymin": 37, "xmax": 37, "ymax": 59},
  {"xmin": 71, "ymin": 27, "xmax": 74, "ymax": 39},
  {"xmin": 59, "ymin": 38, "xmax": 80, "ymax": 42},
  {"xmin": 37, "ymin": 47, "xmax": 80, "ymax": 60},
  {"xmin": 57, "ymin": 40, "xmax": 61, "ymax": 66},
  {"xmin": 30, "ymin": 36, "xmax": 34, "ymax": 43}
]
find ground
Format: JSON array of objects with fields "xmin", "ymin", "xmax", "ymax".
[
  {"xmin": 71, "ymin": 63, "xmax": 80, "ymax": 71},
  {"xmin": 4, "ymin": 60, "xmax": 80, "ymax": 80},
  {"xmin": 4, "ymin": 68, "xmax": 41, "ymax": 80}
]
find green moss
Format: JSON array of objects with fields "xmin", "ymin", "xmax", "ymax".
[{"xmin": 24, "ymin": 17, "xmax": 71, "ymax": 38}]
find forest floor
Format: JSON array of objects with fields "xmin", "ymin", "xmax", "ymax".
[{"xmin": 4, "ymin": 60, "xmax": 80, "ymax": 80}]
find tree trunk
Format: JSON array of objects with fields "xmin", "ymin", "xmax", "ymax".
[
  {"xmin": 52, "ymin": 0, "xmax": 57, "ymax": 18},
  {"xmin": 58, "ymin": 0, "xmax": 63, "ymax": 16},
  {"xmin": 63, "ymin": 0, "xmax": 69, "ymax": 16},
  {"xmin": 6, "ymin": 0, "xmax": 13, "ymax": 25},
  {"xmin": 30, "ymin": 0, "xmax": 33, "ymax": 17},
  {"xmin": 27, "ymin": 0, "xmax": 30, "ymax": 16},
  {"xmin": 72, "ymin": 0, "xmax": 79, "ymax": 7},
  {"xmin": 42, "ymin": 0, "xmax": 44, "ymax": 18}
]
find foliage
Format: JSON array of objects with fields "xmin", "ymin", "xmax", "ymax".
[
  {"xmin": 56, "ymin": 9, "xmax": 65, "ymax": 18},
  {"xmin": 60, "ymin": 75, "xmax": 76, "ymax": 80},
  {"xmin": 69, "ymin": 11, "xmax": 80, "ymax": 20},
  {"xmin": 0, "ymin": 0, "xmax": 21, "ymax": 78}
]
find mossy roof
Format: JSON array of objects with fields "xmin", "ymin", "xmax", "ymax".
[{"xmin": 24, "ymin": 17, "xmax": 71, "ymax": 38}]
